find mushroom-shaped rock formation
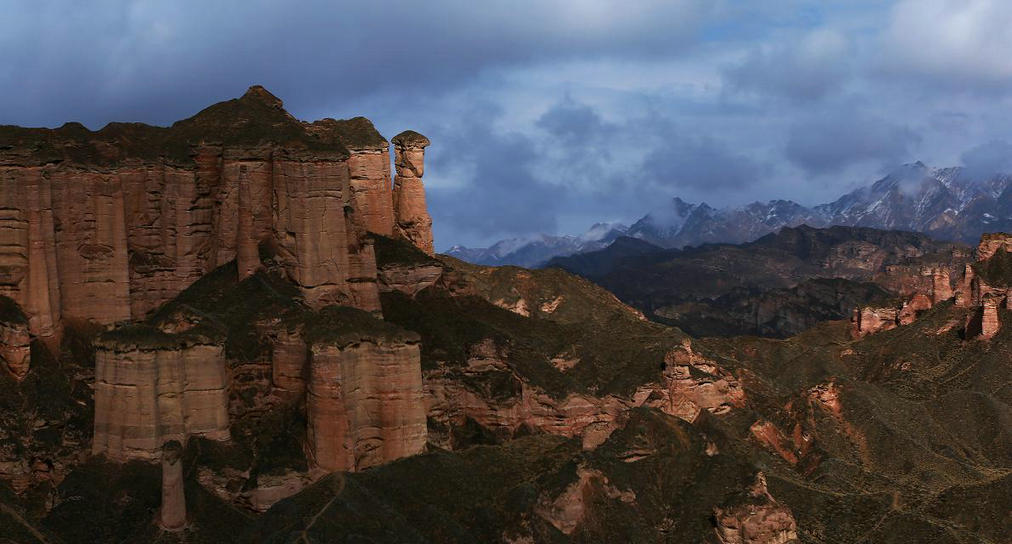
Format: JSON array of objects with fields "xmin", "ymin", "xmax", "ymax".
[{"xmin": 391, "ymin": 130, "xmax": 434, "ymax": 255}]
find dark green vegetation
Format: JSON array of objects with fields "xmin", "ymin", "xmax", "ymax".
[
  {"xmin": 549, "ymin": 225, "xmax": 967, "ymax": 337},
  {"xmin": 0, "ymin": 232, "xmax": 1008, "ymax": 543},
  {"xmin": 972, "ymin": 248, "xmax": 1012, "ymax": 287},
  {"xmin": 0, "ymin": 85, "xmax": 389, "ymax": 167}
]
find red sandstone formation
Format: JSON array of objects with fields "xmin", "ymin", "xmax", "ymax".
[
  {"xmin": 391, "ymin": 131, "xmax": 435, "ymax": 255},
  {"xmin": 713, "ymin": 473, "xmax": 799, "ymax": 544},
  {"xmin": 975, "ymin": 232, "xmax": 1012, "ymax": 261},
  {"xmin": 635, "ymin": 341, "xmax": 745, "ymax": 422},
  {"xmin": 159, "ymin": 440, "xmax": 187, "ymax": 532},
  {"xmin": 308, "ymin": 117, "xmax": 395, "ymax": 236},
  {"xmin": 931, "ymin": 267, "xmax": 953, "ymax": 303},
  {"xmin": 306, "ymin": 330, "xmax": 427, "ymax": 472},
  {"xmin": 0, "ymin": 86, "xmax": 441, "ymax": 340},
  {"xmin": 534, "ymin": 466, "xmax": 635, "ymax": 535},
  {"xmin": 92, "ymin": 329, "xmax": 231, "ymax": 461}
]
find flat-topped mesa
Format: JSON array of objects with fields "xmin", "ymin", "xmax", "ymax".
[
  {"xmin": 91, "ymin": 326, "xmax": 230, "ymax": 461},
  {"xmin": 391, "ymin": 130, "xmax": 435, "ymax": 255},
  {"xmin": 303, "ymin": 307, "xmax": 427, "ymax": 472},
  {"xmin": 0, "ymin": 85, "xmax": 443, "ymax": 335}
]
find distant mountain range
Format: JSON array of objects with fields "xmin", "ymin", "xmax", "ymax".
[
  {"xmin": 446, "ymin": 162, "xmax": 1012, "ymax": 266},
  {"xmin": 444, "ymin": 222, "xmax": 629, "ymax": 268}
]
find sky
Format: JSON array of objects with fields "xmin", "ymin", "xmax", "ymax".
[{"xmin": 2, "ymin": 1, "xmax": 1012, "ymax": 249}]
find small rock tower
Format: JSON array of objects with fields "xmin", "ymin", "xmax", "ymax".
[
  {"xmin": 159, "ymin": 440, "xmax": 187, "ymax": 531},
  {"xmin": 391, "ymin": 130, "xmax": 435, "ymax": 255}
]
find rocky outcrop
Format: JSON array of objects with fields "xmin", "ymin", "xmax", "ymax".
[
  {"xmin": 534, "ymin": 466, "xmax": 635, "ymax": 535},
  {"xmin": 931, "ymin": 268, "xmax": 953, "ymax": 304},
  {"xmin": 635, "ymin": 341, "xmax": 745, "ymax": 422},
  {"xmin": 92, "ymin": 328, "xmax": 231, "ymax": 461},
  {"xmin": 377, "ymin": 262, "xmax": 443, "ymax": 296},
  {"xmin": 966, "ymin": 295, "xmax": 1001, "ymax": 340},
  {"xmin": 975, "ymin": 232, "xmax": 1012, "ymax": 261},
  {"xmin": 425, "ymin": 338, "xmax": 742, "ymax": 452},
  {"xmin": 159, "ymin": 440, "xmax": 187, "ymax": 532},
  {"xmin": 0, "ymin": 86, "xmax": 443, "ymax": 336},
  {"xmin": 0, "ymin": 296, "xmax": 30, "ymax": 379},
  {"xmin": 391, "ymin": 131, "xmax": 434, "ymax": 255},
  {"xmin": 306, "ymin": 322, "xmax": 427, "ymax": 472},
  {"xmin": 851, "ymin": 306, "xmax": 899, "ymax": 337},
  {"xmin": 713, "ymin": 473, "xmax": 799, "ymax": 544}
]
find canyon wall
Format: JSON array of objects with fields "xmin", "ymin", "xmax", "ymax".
[{"xmin": 0, "ymin": 86, "xmax": 434, "ymax": 339}]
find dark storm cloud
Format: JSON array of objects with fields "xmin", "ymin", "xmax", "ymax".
[
  {"xmin": 723, "ymin": 28, "xmax": 851, "ymax": 103},
  {"xmin": 427, "ymin": 102, "xmax": 565, "ymax": 242},
  {"xmin": 785, "ymin": 114, "xmax": 920, "ymax": 175},
  {"xmin": 3, "ymin": 1, "xmax": 1012, "ymax": 248},
  {"xmin": 961, "ymin": 140, "xmax": 1012, "ymax": 180},
  {"xmin": 0, "ymin": 0, "xmax": 710, "ymax": 128}
]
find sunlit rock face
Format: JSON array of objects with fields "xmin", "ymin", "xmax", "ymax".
[
  {"xmin": 391, "ymin": 130, "xmax": 434, "ymax": 256},
  {"xmin": 92, "ymin": 330, "xmax": 231, "ymax": 461},
  {"xmin": 0, "ymin": 86, "xmax": 450, "ymax": 337},
  {"xmin": 307, "ymin": 334, "xmax": 427, "ymax": 472}
]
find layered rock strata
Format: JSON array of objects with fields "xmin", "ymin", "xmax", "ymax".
[
  {"xmin": 306, "ymin": 324, "xmax": 427, "ymax": 472},
  {"xmin": 391, "ymin": 131, "xmax": 434, "ymax": 255},
  {"xmin": 92, "ymin": 328, "xmax": 231, "ymax": 461},
  {"xmin": 0, "ymin": 86, "xmax": 436, "ymax": 338}
]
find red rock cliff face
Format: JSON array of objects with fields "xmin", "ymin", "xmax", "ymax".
[
  {"xmin": 0, "ymin": 86, "xmax": 446, "ymax": 337},
  {"xmin": 92, "ymin": 330, "xmax": 231, "ymax": 461},
  {"xmin": 306, "ymin": 333, "xmax": 427, "ymax": 472}
]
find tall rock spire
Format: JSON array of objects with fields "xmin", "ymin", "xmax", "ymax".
[
  {"xmin": 159, "ymin": 440, "xmax": 187, "ymax": 531},
  {"xmin": 391, "ymin": 131, "xmax": 435, "ymax": 255}
]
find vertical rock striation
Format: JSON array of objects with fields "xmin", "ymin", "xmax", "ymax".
[
  {"xmin": 92, "ymin": 327, "xmax": 230, "ymax": 461},
  {"xmin": 305, "ymin": 317, "xmax": 426, "ymax": 472},
  {"xmin": 0, "ymin": 85, "xmax": 426, "ymax": 333},
  {"xmin": 391, "ymin": 131, "xmax": 434, "ymax": 255}
]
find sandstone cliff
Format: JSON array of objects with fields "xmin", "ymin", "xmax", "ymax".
[
  {"xmin": 92, "ymin": 326, "xmax": 231, "ymax": 461},
  {"xmin": 0, "ymin": 86, "xmax": 435, "ymax": 341},
  {"xmin": 303, "ymin": 307, "xmax": 427, "ymax": 472}
]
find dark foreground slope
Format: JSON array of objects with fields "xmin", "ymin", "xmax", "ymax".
[
  {"xmin": 549, "ymin": 225, "xmax": 969, "ymax": 337},
  {"xmin": 0, "ymin": 236, "xmax": 1008, "ymax": 543}
]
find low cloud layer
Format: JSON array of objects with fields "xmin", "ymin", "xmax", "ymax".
[{"xmin": 2, "ymin": 0, "xmax": 1012, "ymax": 248}]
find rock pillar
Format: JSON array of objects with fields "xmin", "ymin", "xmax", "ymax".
[
  {"xmin": 159, "ymin": 440, "xmax": 187, "ymax": 531},
  {"xmin": 391, "ymin": 130, "xmax": 434, "ymax": 255}
]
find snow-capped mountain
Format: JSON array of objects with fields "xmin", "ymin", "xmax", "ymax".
[
  {"xmin": 446, "ymin": 163, "xmax": 1012, "ymax": 267},
  {"xmin": 445, "ymin": 222, "xmax": 628, "ymax": 267}
]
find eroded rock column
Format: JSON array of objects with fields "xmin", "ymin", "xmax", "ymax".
[
  {"xmin": 159, "ymin": 440, "xmax": 187, "ymax": 532},
  {"xmin": 93, "ymin": 333, "xmax": 231, "ymax": 461},
  {"xmin": 391, "ymin": 131, "xmax": 434, "ymax": 255},
  {"xmin": 307, "ymin": 334, "xmax": 427, "ymax": 472}
]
